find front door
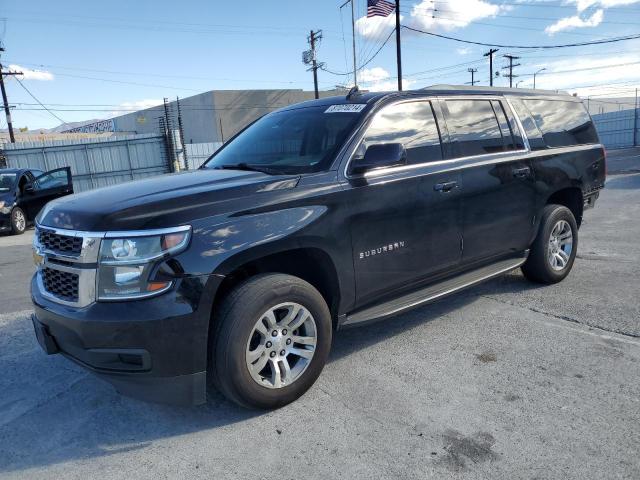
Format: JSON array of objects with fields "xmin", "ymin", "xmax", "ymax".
[
  {"xmin": 440, "ymin": 98, "xmax": 536, "ymax": 263},
  {"xmin": 22, "ymin": 167, "xmax": 73, "ymax": 220},
  {"xmin": 345, "ymin": 99, "xmax": 462, "ymax": 308}
]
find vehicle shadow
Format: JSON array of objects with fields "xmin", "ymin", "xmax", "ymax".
[{"xmin": 0, "ymin": 270, "xmax": 542, "ymax": 474}]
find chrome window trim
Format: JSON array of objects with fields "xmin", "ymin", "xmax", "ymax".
[
  {"xmin": 343, "ymin": 93, "xmax": 602, "ymax": 180},
  {"xmin": 343, "ymin": 94, "xmax": 529, "ymax": 180}
]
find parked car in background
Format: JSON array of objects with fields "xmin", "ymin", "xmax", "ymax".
[
  {"xmin": 30, "ymin": 86, "xmax": 605, "ymax": 409},
  {"xmin": 0, "ymin": 167, "xmax": 73, "ymax": 235}
]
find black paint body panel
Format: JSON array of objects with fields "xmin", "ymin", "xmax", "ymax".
[{"xmin": 30, "ymin": 88, "xmax": 606, "ymax": 404}]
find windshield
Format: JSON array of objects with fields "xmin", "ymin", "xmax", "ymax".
[
  {"xmin": 203, "ymin": 105, "xmax": 364, "ymax": 174},
  {"xmin": 0, "ymin": 173, "xmax": 17, "ymax": 192}
]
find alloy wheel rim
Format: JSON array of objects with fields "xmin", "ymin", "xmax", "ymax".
[
  {"xmin": 245, "ymin": 302, "xmax": 317, "ymax": 389},
  {"xmin": 548, "ymin": 219, "xmax": 573, "ymax": 271},
  {"xmin": 14, "ymin": 210, "xmax": 25, "ymax": 231}
]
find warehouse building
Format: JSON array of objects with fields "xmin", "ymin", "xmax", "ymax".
[{"xmin": 99, "ymin": 88, "xmax": 347, "ymax": 144}]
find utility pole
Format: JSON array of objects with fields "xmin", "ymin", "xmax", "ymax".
[
  {"xmin": 0, "ymin": 46, "xmax": 23, "ymax": 143},
  {"xmin": 467, "ymin": 68, "xmax": 478, "ymax": 86},
  {"xmin": 303, "ymin": 30, "xmax": 324, "ymax": 99},
  {"xmin": 483, "ymin": 48, "xmax": 499, "ymax": 86},
  {"xmin": 395, "ymin": 0, "xmax": 402, "ymax": 91},
  {"xmin": 502, "ymin": 54, "xmax": 520, "ymax": 88},
  {"xmin": 340, "ymin": 0, "xmax": 357, "ymax": 87}
]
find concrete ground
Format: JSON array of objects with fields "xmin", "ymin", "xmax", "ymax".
[{"xmin": 0, "ymin": 150, "xmax": 639, "ymax": 479}]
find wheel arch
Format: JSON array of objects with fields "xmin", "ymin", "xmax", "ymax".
[
  {"xmin": 211, "ymin": 246, "xmax": 342, "ymax": 330},
  {"xmin": 546, "ymin": 186, "xmax": 583, "ymax": 227}
]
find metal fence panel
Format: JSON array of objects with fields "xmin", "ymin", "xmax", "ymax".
[
  {"xmin": 186, "ymin": 142, "xmax": 222, "ymax": 169},
  {"xmin": 592, "ymin": 108, "xmax": 638, "ymax": 150},
  {"xmin": 2, "ymin": 134, "xmax": 169, "ymax": 192}
]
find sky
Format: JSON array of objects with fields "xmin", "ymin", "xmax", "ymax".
[{"xmin": 1, "ymin": 0, "xmax": 639, "ymax": 130}]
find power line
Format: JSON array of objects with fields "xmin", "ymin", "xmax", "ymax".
[
  {"xmin": 400, "ymin": 26, "xmax": 640, "ymax": 49},
  {"xmin": 13, "ymin": 77, "xmax": 66, "ymax": 124},
  {"xmin": 321, "ymin": 27, "xmax": 395, "ymax": 76}
]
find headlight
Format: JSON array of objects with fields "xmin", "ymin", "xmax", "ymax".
[
  {"xmin": 0, "ymin": 201, "xmax": 9, "ymax": 214},
  {"xmin": 97, "ymin": 226, "xmax": 191, "ymax": 300}
]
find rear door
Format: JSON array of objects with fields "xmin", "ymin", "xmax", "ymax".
[
  {"xmin": 22, "ymin": 167, "xmax": 73, "ymax": 220},
  {"xmin": 440, "ymin": 97, "xmax": 536, "ymax": 264},
  {"xmin": 344, "ymin": 99, "xmax": 462, "ymax": 307}
]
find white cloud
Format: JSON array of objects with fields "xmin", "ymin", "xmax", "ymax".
[
  {"xmin": 359, "ymin": 67, "xmax": 392, "ymax": 83},
  {"xmin": 545, "ymin": 9, "xmax": 604, "ymax": 34},
  {"xmin": 355, "ymin": 0, "xmax": 504, "ymax": 40},
  {"xmin": 574, "ymin": 0, "xmax": 640, "ymax": 12},
  {"xmin": 456, "ymin": 48, "xmax": 472, "ymax": 55},
  {"xmin": 405, "ymin": 0, "xmax": 503, "ymax": 32},
  {"xmin": 8, "ymin": 64, "xmax": 54, "ymax": 81},
  {"xmin": 544, "ymin": 0, "xmax": 640, "ymax": 35},
  {"xmin": 357, "ymin": 67, "xmax": 415, "ymax": 91},
  {"xmin": 355, "ymin": 14, "xmax": 396, "ymax": 41}
]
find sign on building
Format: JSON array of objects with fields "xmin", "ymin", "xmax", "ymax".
[{"xmin": 62, "ymin": 119, "xmax": 115, "ymax": 134}]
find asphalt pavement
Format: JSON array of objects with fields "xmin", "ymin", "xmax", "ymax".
[{"xmin": 0, "ymin": 149, "xmax": 638, "ymax": 479}]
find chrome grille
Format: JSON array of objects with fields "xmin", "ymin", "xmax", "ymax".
[
  {"xmin": 38, "ymin": 228, "xmax": 83, "ymax": 256},
  {"xmin": 42, "ymin": 267, "xmax": 80, "ymax": 302}
]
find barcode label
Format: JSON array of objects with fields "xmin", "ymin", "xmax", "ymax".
[{"xmin": 325, "ymin": 104, "xmax": 367, "ymax": 113}]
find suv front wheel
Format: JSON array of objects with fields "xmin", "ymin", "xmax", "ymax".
[
  {"xmin": 522, "ymin": 204, "xmax": 578, "ymax": 284},
  {"xmin": 211, "ymin": 273, "xmax": 332, "ymax": 409}
]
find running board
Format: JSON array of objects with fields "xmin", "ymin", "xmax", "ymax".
[{"xmin": 343, "ymin": 254, "xmax": 528, "ymax": 327}]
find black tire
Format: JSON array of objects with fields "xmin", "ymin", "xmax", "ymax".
[
  {"xmin": 522, "ymin": 204, "xmax": 578, "ymax": 284},
  {"xmin": 10, "ymin": 207, "xmax": 27, "ymax": 235},
  {"xmin": 212, "ymin": 273, "xmax": 332, "ymax": 409}
]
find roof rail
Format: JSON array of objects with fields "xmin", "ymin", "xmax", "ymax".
[{"xmin": 421, "ymin": 83, "xmax": 570, "ymax": 96}]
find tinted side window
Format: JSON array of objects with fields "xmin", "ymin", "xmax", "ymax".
[
  {"xmin": 445, "ymin": 100, "xmax": 506, "ymax": 157},
  {"xmin": 492, "ymin": 100, "xmax": 525, "ymax": 151},
  {"xmin": 363, "ymin": 101, "xmax": 442, "ymax": 165},
  {"xmin": 509, "ymin": 98, "xmax": 546, "ymax": 150},
  {"xmin": 522, "ymin": 99, "xmax": 598, "ymax": 147},
  {"xmin": 35, "ymin": 170, "xmax": 70, "ymax": 190}
]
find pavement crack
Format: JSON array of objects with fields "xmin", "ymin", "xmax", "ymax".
[{"xmin": 480, "ymin": 294, "xmax": 640, "ymax": 340}]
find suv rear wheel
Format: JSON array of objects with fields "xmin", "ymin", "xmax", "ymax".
[
  {"xmin": 522, "ymin": 204, "xmax": 578, "ymax": 284},
  {"xmin": 10, "ymin": 207, "xmax": 27, "ymax": 235},
  {"xmin": 211, "ymin": 273, "xmax": 332, "ymax": 409}
]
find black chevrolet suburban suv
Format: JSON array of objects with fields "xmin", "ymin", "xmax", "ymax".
[{"xmin": 31, "ymin": 86, "xmax": 605, "ymax": 409}]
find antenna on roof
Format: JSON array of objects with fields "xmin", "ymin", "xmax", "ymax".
[{"xmin": 346, "ymin": 85, "xmax": 360, "ymax": 100}]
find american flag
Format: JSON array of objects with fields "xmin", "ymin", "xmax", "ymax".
[{"xmin": 367, "ymin": 0, "xmax": 396, "ymax": 17}]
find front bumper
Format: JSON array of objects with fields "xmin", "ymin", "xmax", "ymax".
[{"xmin": 31, "ymin": 273, "xmax": 222, "ymax": 405}]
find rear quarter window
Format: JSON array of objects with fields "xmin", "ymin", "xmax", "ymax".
[{"xmin": 522, "ymin": 99, "xmax": 598, "ymax": 148}]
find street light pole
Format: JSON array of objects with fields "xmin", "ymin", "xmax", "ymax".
[{"xmin": 533, "ymin": 67, "xmax": 546, "ymax": 89}]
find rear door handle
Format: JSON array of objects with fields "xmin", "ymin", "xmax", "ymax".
[
  {"xmin": 512, "ymin": 166, "xmax": 531, "ymax": 178},
  {"xmin": 434, "ymin": 181, "xmax": 458, "ymax": 193}
]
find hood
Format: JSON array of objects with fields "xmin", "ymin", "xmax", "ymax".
[{"xmin": 38, "ymin": 169, "xmax": 300, "ymax": 231}]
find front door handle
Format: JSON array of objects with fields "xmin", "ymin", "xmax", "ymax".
[
  {"xmin": 434, "ymin": 181, "xmax": 458, "ymax": 193},
  {"xmin": 512, "ymin": 166, "xmax": 531, "ymax": 178}
]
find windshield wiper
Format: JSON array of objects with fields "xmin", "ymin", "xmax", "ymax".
[{"xmin": 215, "ymin": 163, "xmax": 282, "ymax": 175}]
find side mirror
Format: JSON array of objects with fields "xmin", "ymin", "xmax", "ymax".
[{"xmin": 349, "ymin": 143, "xmax": 407, "ymax": 175}]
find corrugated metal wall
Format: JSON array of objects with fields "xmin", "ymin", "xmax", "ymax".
[
  {"xmin": 592, "ymin": 108, "xmax": 639, "ymax": 150},
  {"xmin": 2, "ymin": 134, "xmax": 169, "ymax": 192},
  {"xmin": 185, "ymin": 142, "xmax": 222, "ymax": 170}
]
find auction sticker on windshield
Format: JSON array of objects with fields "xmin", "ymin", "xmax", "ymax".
[{"xmin": 325, "ymin": 104, "xmax": 366, "ymax": 113}]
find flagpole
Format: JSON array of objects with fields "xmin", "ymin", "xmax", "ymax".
[
  {"xmin": 350, "ymin": 0, "xmax": 357, "ymax": 87},
  {"xmin": 340, "ymin": 0, "xmax": 357, "ymax": 87},
  {"xmin": 395, "ymin": 0, "xmax": 402, "ymax": 91}
]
